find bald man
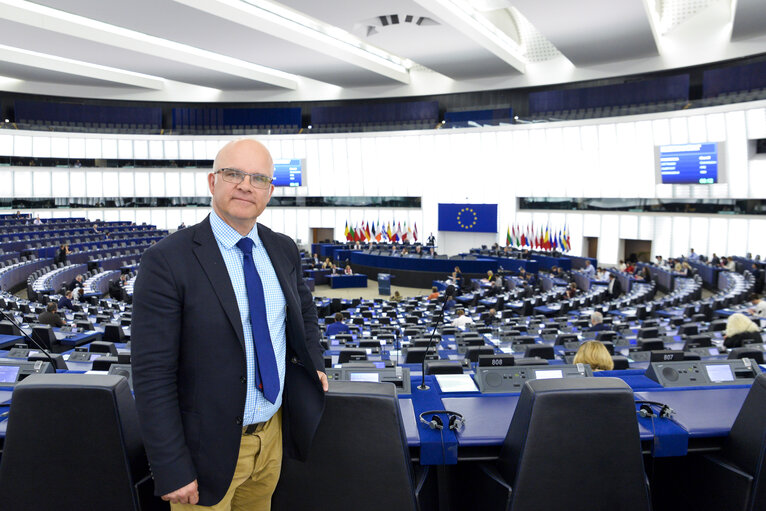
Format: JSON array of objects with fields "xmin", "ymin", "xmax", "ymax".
[{"xmin": 132, "ymin": 139, "xmax": 328, "ymax": 510}]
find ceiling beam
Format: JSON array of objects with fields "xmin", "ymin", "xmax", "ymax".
[
  {"xmin": 0, "ymin": 0, "xmax": 303, "ymax": 89},
  {"xmin": 412, "ymin": 0, "xmax": 526, "ymax": 73},
  {"xmin": 172, "ymin": 0, "xmax": 411, "ymax": 84},
  {"xmin": 0, "ymin": 44, "xmax": 166, "ymax": 90}
]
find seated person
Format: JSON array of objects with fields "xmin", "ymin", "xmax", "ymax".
[
  {"xmin": 565, "ymin": 282, "xmax": 578, "ymax": 299},
  {"xmin": 723, "ymin": 313, "xmax": 763, "ymax": 348},
  {"xmin": 343, "ymin": 264, "xmax": 353, "ymax": 275},
  {"xmin": 325, "ymin": 312, "xmax": 351, "ymax": 337},
  {"xmin": 485, "ymin": 270, "xmax": 495, "ymax": 282},
  {"xmin": 73, "ymin": 287, "xmax": 85, "ymax": 303},
  {"xmin": 481, "ymin": 308, "xmax": 497, "ymax": 325},
  {"xmin": 427, "ymin": 287, "xmax": 440, "ymax": 301},
  {"xmin": 38, "ymin": 302, "xmax": 65, "ymax": 328},
  {"xmin": 582, "ymin": 261, "xmax": 596, "ymax": 278},
  {"xmin": 588, "ymin": 311, "xmax": 607, "ymax": 332},
  {"xmin": 573, "ymin": 341, "xmax": 614, "ymax": 371},
  {"xmin": 57, "ymin": 290, "xmax": 74, "ymax": 310},
  {"xmin": 321, "ymin": 257, "xmax": 333, "ymax": 269},
  {"xmin": 451, "ymin": 308, "xmax": 474, "ymax": 329},
  {"xmin": 607, "ymin": 273, "xmax": 622, "ymax": 298},
  {"xmin": 69, "ymin": 274, "xmax": 84, "ymax": 290},
  {"xmin": 390, "ymin": 290, "xmax": 403, "ymax": 303},
  {"xmin": 748, "ymin": 297, "xmax": 766, "ymax": 319},
  {"xmin": 311, "ymin": 253, "xmax": 321, "ymax": 267}
]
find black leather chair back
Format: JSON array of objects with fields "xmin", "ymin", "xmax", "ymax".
[
  {"xmin": 0, "ymin": 374, "xmax": 163, "ymax": 511},
  {"xmin": 723, "ymin": 374, "xmax": 766, "ymax": 510},
  {"xmin": 523, "ymin": 345, "xmax": 554, "ymax": 360},
  {"xmin": 272, "ymin": 381, "xmax": 417, "ymax": 511},
  {"xmin": 497, "ymin": 378, "xmax": 650, "ymax": 511},
  {"xmin": 104, "ymin": 323, "xmax": 126, "ymax": 342},
  {"xmin": 31, "ymin": 324, "xmax": 57, "ymax": 351}
]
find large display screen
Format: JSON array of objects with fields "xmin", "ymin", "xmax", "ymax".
[
  {"xmin": 658, "ymin": 143, "xmax": 719, "ymax": 184},
  {"xmin": 272, "ymin": 159, "xmax": 303, "ymax": 187}
]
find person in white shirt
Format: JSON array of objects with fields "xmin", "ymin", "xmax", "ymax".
[
  {"xmin": 749, "ymin": 298, "xmax": 766, "ymax": 319},
  {"xmin": 688, "ymin": 248, "xmax": 700, "ymax": 261},
  {"xmin": 33, "ymin": 215, "xmax": 42, "ymax": 225},
  {"xmin": 582, "ymin": 261, "xmax": 596, "ymax": 278},
  {"xmin": 451, "ymin": 308, "xmax": 474, "ymax": 329}
]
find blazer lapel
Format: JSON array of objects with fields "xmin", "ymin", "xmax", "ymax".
[{"xmin": 192, "ymin": 216, "xmax": 245, "ymax": 350}]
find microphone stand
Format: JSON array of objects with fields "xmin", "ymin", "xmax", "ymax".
[
  {"xmin": 0, "ymin": 308, "xmax": 61, "ymax": 370},
  {"xmin": 418, "ymin": 285, "xmax": 455, "ymax": 391}
]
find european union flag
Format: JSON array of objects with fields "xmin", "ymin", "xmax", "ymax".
[{"xmin": 438, "ymin": 203, "xmax": 497, "ymax": 233}]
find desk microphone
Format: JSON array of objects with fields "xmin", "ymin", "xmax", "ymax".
[
  {"xmin": 418, "ymin": 285, "xmax": 455, "ymax": 391},
  {"xmin": 0, "ymin": 308, "xmax": 60, "ymax": 370}
]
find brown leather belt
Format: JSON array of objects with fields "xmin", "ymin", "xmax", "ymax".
[{"xmin": 242, "ymin": 422, "xmax": 266, "ymax": 435}]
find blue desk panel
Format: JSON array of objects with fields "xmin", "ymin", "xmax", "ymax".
[
  {"xmin": 329, "ymin": 275, "xmax": 368, "ymax": 288},
  {"xmin": 351, "ymin": 252, "xmax": 499, "ymax": 274},
  {"xmin": 0, "ymin": 334, "xmax": 24, "ymax": 350},
  {"xmin": 441, "ymin": 395, "xmax": 519, "ymax": 446},
  {"xmin": 635, "ymin": 387, "xmax": 749, "ymax": 437}
]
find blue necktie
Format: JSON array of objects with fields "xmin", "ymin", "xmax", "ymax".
[{"xmin": 236, "ymin": 237, "xmax": 279, "ymax": 404}]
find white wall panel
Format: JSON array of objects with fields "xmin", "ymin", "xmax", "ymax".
[
  {"xmin": 583, "ymin": 214, "xmax": 601, "ymax": 237},
  {"xmin": 32, "ymin": 136, "xmax": 50, "ymax": 158},
  {"xmin": 32, "ymin": 169, "xmax": 51, "ymax": 197},
  {"xmin": 669, "ymin": 117, "xmax": 689, "ymax": 144},
  {"xmin": 726, "ymin": 218, "xmax": 748, "ymax": 257},
  {"xmin": 69, "ymin": 170, "xmax": 85, "ymax": 196},
  {"xmin": 0, "ymin": 134, "xmax": 12, "ymax": 155},
  {"xmin": 670, "ymin": 216, "xmax": 691, "ymax": 258},
  {"xmin": 565, "ymin": 213, "xmax": 583, "ymax": 256},
  {"xmin": 164, "ymin": 140, "xmax": 179, "ymax": 160},
  {"xmin": 166, "ymin": 209, "xmax": 181, "ymax": 231},
  {"xmin": 102, "ymin": 139, "xmax": 118, "ymax": 159},
  {"xmin": 165, "ymin": 171, "xmax": 181, "ymax": 197},
  {"xmin": 119, "ymin": 171, "xmax": 134, "ymax": 197},
  {"xmin": 332, "ymin": 138, "xmax": 351, "ymax": 197},
  {"xmin": 119, "ymin": 208, "xmax": 136, "ymax": 224},
  {"xmin": 118, "ymin": 139, "xmax": 133, "ymax": 159},
  {"xmin": 51, "ymin": 169, "xmax": 69, "ymax": 198},
  {"xmin": 689, "ymin": 217, "xmax": 709, "ymax": 259},
  {"xmin": 85, "ymin": 138, "xmax": 101, "ymax": 159},
  {"xmin": 86, "ymin": 171, "xmax": 103, "ymax": 198},
  {"xmin": 687, "ymin": 116, "xmax": 708, "ymax": 144},
  {"xmin": 104, "ymin": 209, "xmax": 120, "ymax": 222},
  {"xmin": 708, "ymin": 218, "xmax": 729, "ymax": 257},
  {"xmin": 599, "ymin": 215, "xmax": 619, "ymax": 265},
  {"xmin": 619, "ymin": 215, "xmax": 638, "ymax": 239},
  {"xmin": 745, "ymin": 108, "xmax": 766, "ymax": 139},
  {"xmin": 748, "ymin": 219, "xmax": 766, "ymax": 260},
  {"xmin": 706, "ymin": 113, "xmax": 727, "ymax": 142},
  {"xmin": 653, "ymin": 217, "xmax": 672, "ymax": 258},
  {"xmin": 14, "ymin": 136, "xmax": 32, "ymax": 157},
  {"xmin": 150, "ymin": 209, "xmax": 167, "ymax": 230},
  {"xmin": 135, "ymin": 172, "xmax": 150, "ymax": 196},
  {"xmin": 725, "ymin": 111, "xmax": 749, "ymax": 197},
  {"xmin": 150, "ymin": 172, "xmax": 165, "ymax": 197},
  {"xmin": 597, "ymin": 124, "xmax": 619, "ymax": 196}
]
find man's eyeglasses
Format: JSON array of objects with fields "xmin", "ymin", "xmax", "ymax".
[{"xmin": 215, "ymin": 168, "xmax": 274, "ymax": 189}]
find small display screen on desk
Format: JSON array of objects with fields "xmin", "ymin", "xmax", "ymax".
[
  {"xmin": 535, "ymin": 369, "xmax": 563, "ymax": 380},
  {"xmin": 0, "ymin": 366, "xmax": 20, "ymax": 384},
  {"xmin": 706, "ymin": 364, "xmax": 734, "ymax": 382}
]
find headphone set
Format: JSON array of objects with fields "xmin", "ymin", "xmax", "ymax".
[
  {"xmin": 418, "ymin": 410, "xmax": 465, "ymax": 432},
  {"xmin": 635, "ymin": 400, "xmax": 674, "ymax": 419}
]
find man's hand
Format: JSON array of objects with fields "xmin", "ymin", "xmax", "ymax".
[
  {"xmin": 161, "ymin": 480, "xmax": 199, "ymax": 505},
  {"xmin": 317, "ymin": 370, "xmax": 329, "ymax": 392}
]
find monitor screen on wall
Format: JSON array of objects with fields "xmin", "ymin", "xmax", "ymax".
[
  {"xmin": 273, "ymin": 159, "xmax": 303, "ymax": 187},
  {"xmin": 657, "ymin": 143, "xmax": 721, "ymax": 184}
]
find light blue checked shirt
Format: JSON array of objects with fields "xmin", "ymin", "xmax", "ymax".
[{"xmin": 209, "ymin": 210, "xmax": 286, "ymax": 425}]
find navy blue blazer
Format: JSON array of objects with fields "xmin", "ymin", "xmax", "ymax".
[{"xmin": 132, "ymin": 216, "xmax": 325, "ymax": 506}]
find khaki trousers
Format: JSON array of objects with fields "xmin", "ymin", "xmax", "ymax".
[{"xmin": 172, "ymin": 408, "xmax": 283, "ymax": 511}]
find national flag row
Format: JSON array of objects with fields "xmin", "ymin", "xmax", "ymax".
[
  {"xmin": 344, "ymin": 221, "xmax": 418, "ymax": 243},
  {"xmin": 506, "ymin": 224, "xmax": 571, "ymax": 252}
]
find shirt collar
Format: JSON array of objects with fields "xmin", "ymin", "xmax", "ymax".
[{"xmin": 209, "ymin": 209, "xmax": 261, "ymax": 250}]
